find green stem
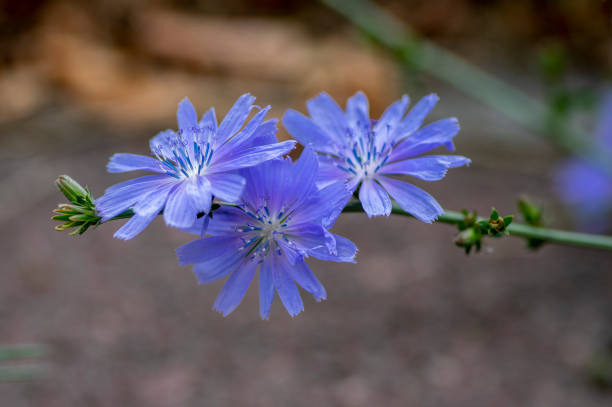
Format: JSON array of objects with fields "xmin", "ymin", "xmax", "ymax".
[
  {"xmin": 320, "ymin": 0, "xmax": 612, "ymax": 176},
  {"xmin": 0, "ymin": 344, "xmax": 46, "ymax": 362},
  {"xmin": 114, "ymin": 203, "xmax": 612, "ymax": 250},
  {"xmin": 343, "ymin": 201, "xmax": 612, "ymax": 251}
]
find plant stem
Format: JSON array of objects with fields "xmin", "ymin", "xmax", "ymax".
[
  {"xmin": 111, "ymin": 203, "xmax": 612, "ymax": 250},
  {"xmin": 320, "ymin": 0, "xmax": 612, "ymax": 176},
  {"xmin": 342, "ymin": 201, "xmax": 612, "ymax": 251}
]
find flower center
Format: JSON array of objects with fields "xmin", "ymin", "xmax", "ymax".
[
  {"xmin": 238, "ymin": 205, "xmax": 290, "ymax": 259},
  {"xmin": 152, "ymin": 127, "xmax": 216, "ymax": 179},
  {"xmin": 336, "ymin": 126, "xmax": 391, "ymax": 181}
]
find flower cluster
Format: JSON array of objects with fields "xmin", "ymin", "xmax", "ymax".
[{"xmin": 93, "ymin": 92, "xmax": 468, "ymax": 318}]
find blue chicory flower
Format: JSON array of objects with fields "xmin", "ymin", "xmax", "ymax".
[
  {"xmin": 282, "ymin": 91, "xmax": 470, "ymax": 222},
  {"xmin": 555, "ymin": 92, "xmax": 612, "ymax": 231},
  {"xmin": 95, "ymin": 94, "xmax": 296, "ymax": 240},
  {"xmin": 176, "ymin": 148, "xmax": 357, "ymax": 318}
]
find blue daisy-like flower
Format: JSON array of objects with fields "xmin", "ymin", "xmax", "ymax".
[
  {"xmin": 95, "ymin": 94, "xmax": 296, "ymax": 240},
  {"xmin": 176, "ymin": 149, "xmax": 356, "ymax": 318},
  {"xmin": 282, "ymin": 91, "xmax": 470, "ymax": 222},
  {"xmin": 555, "ymin": 91, "xmax": 612, "ymax": 231}
]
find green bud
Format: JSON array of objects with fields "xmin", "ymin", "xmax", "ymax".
[
  {"xmin": 53, "ymin": 175, "xmax": 101, "ymax": 235},
  {"xmin": 517, "ymin": 197, "xmax": 542, "ymax": 226},
  {"xmin": 56, "ymin": 175, "xmax": 89, "ymax": 203},
  {"xmin": 454, "ymin": 227, "xmax": 482, "ymax": 254}
]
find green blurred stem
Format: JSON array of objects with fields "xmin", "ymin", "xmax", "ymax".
[
  {"xmin": 320, "ymin": 0, "xmax": 612, "ymax": 175},
  {"xmin": 0, "ymin": 344, "xmax": 46, "ymax": 362},
  {"xmin": 342, "ymin": 201, "xmax": 612, "ymax": 251}
]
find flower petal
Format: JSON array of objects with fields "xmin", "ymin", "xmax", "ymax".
[
  {"xmin": 208, "ymin": 140, "xmax": 296, "ymax": 173},
  {"xmin": 282, "ymin": 109, "xmax": 336, "ymax": 154},
  {"xmin": 374, "ymin": 94, "xmax": 409, "ymax": 134},
  {"xmin": 359, "ymin": 178, "xmax": 391, "ymax": 217},
  {"xmin": 287, "ymin": 260, "xmax": 326, "ymax": 301},
  {"xmin": 271, "ymin": 255, "xmax": 304, "ymax": 317},
  {"xmin": 132, "ymin": 182, "xmax": 174, "ymax": 216},
  {"xmin": 206, "ymin": 207, "xmax": 252, "ymax": 235},
  {"xmin": 185, "ymin": 176, "xmax": 212, "ymax": 214},
  {"xmin": 388, "ymin": 118, "xmax": 459, "ymax": 162},
  {"xmin": 163, "ymin": 182, "xmax": 198, "ymax": 228},
  {"xmin": 216, "ymin": 93, "xmax": 255, "ymax": 143},
  {"xmin": 377, "ymin": 176, "xmax": 443, "ymax": 223},
  {"xmin": 215, "ymin": 106, "xmax": 271, "ymax": 156},
  {"xmin": 213, "ymin": 260, "xmax": 257, "ymax": 317},
  {"xmin": 395, "ymin": 93, "xmax": 439, "ymax": 139},
  {"xmin": 95, "ymin": 175, "xmax": 171, "ymax": 221},
  {"xmin": 346, "ymin": 91, "xmax": 370, "ymax": 127},
  {"xmin": 207, "ymin": 173, "xmax": 246, "ymax": 203},
  {"xmin": 199, "ymin": 107, "xmax": 217, "ymax": 132},
  {"xmin": 283, "ymin": 223, "xmax": 331, "ymax": 253},
  {"xmin": 176, "ymin": 235, "xmax": 243, "ymax": 266},
  {"xmin": 113, "ymin": 211, "xmax": 159, "ymax": 241},
  {"xmin": 259, "ymin": 260, "xmax": 275, "ymax": 319},
  {"xmin": 177, "ymin": 98, "xmax": 198, "ymax": 133},
  {"xmin": 308, "ymin": 234, "xmax": 357, "ymax": 263},
  {"xmin": 149, "ymin": 130, "xmax": 176, "ymax": 158},
  {"xmin": 316, "ymin": 156, "xmax": 348, "ymax": 189},
  {"xmin": 379, "ymin": 155, "xmax": 470, "ymax": 180},
  {"xmin": 250, "ymin": 119, "xmax": 279, "ymax": 146},
  {"xmin": 306, "ymin": 92, "xmax": 348, "ymax": 142},
  {"xmin": 107, "ymin": 153, "xmax": 164, "ymax": 173}
]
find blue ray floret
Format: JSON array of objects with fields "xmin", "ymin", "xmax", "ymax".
[
  {"xmin": 555, "ymin": 91, "xmax": 612, "ymax": 231},
  {"xmin": 176, "ymin": 149, "xmax": 357, "ymax": 318},
  {"xmin": 282, "ymin": 91, "xmax": 470, "ymax": 222},
  {"xmin": 95, "ymin": 94, "xmax": 296, "ymax": 240}
]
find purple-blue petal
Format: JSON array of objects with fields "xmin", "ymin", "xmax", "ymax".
[
  {"xmin": 287, "ymin": 260, "xmax": 326, "ymax": 301},
  {"xmin": 163, "ymin": 182, "xmax": 198, "ymax": 228},
  {"xmin": 306, "ymin": 92, "xmax": 348, "ymax": 142},
  {"xmin": 346, "ymin": 91, "xmax": 370, "ymax": 128},
  {"xmin": 213, "ymin": 260, "xmax": 257, "ymax": 317},
  {"xmin": 377, "ymin": 176, "xmax": 443, "ymax": 223},
  {"xmin": 177, "ymin": 98, "xmax": 198, "ymax": 133},
  {"xmin": 394, "ymin": 93, "xmax": 439, "ymax": 139},
  {"xmin": 380, "ymin": 155, "xmax": 470, "ymax": 181},
  {"xmin": 176, "ymin": 235, "xmax": 243, "ymax": 266},
  {"xmin": 282, "ymin": 109, "xmax": 336, "ymax": 154},
  {"xmin": 259, "ymin": 259, "xmax": 275, "ymax": 319},
  {"xmin": 200, "ymin": 106, "xmax": 217, "ymax": 128},
  {"xmin": 271, "ymin": 255, "xmax": 304, "ymax": 317},
  {"xmin": 215, "ymin": 105, "xmax": 271, "ymax": 156},
  {"xmin": 250, "ymin": 119, "xmax": 279, "ymax": 146},
  {"xmin": 216, "ymin": 93, "xmax": 255, "ymax": 143},
  {"xmin": 359, "ymin": 178, "xmax": 391, "ymax": 217},
  {"xmin": 207, "ymin": 173, "xmax": 246, "ymax": 203},
  {"xmin": 107, "ymin": 153, "xmax": 164, "ymax": 173},
  {"xmin": 388, "ymin": 118, "xmax": 459, "ymax": 162},
  {"xmin": 208, "ymin": 140, "xmax": 295, "ymax": 173},
  {"xmin": 95, "ymin": 175, "xmax": 171, "ymax": 221},
  {"xmin": 113, "ymin": 211, "xmax": 159, "ymax": 241},
  {"xmin": 374, "ymin": 94, "xmax": 410, "ymax": 134},
  {"xmin": 308, "ymin": 234, "xmax": 357, "ymax": 263},
  {"xmin": 185, "ymin": 176, "xmax": 212, "ymax": 214}
]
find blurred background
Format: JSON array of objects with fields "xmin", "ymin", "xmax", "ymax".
[{"xmin": 1, "ymin": 0, "xmax": 612, "ymax": 405}]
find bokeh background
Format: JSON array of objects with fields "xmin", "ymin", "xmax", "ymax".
[{"xmin": 1, "ymin": 0, "xmax": 612, "ymax": 406}]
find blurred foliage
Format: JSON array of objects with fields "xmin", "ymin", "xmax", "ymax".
[{"xmin": 0, "ymin": 344, "xmax": 47, "ymax": 382}]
